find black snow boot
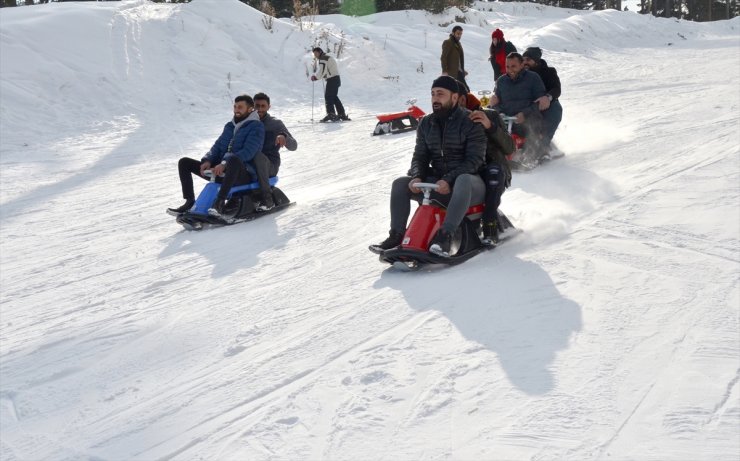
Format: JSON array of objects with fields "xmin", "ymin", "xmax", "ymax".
[
  {"xmin": 481, "ymin": 220, "xmax": 498, "ymax": 247},
  {"xmin": 167, "ymin": 198, "xmax": 195, "ymax": 216},
  {"xmin": 429, "ymin": 229, "xmax": 452, "ymax": 257},
  {"xmin": 369, "ymin": 229, "xmax": 405, "ymax": 254},
  {"xmin": 208, "ymin": 197, "xmax": 227, "ymax": 217}
]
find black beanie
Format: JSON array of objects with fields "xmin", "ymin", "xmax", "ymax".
[
  {"xmin": 431, "ymin": 75, "xmax": 460, "ymax": 94},
  {"xmin": 522, "ymin": 47, "xmax": 542, "ymax": 62},
  {"xmin": 456, "ymin": 79, "xmax": 469, "ymax": 97}
]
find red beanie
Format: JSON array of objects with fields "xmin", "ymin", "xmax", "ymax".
[{"xmin": 492, "ymin": 28, "xmax": 504, "ymax": 40}]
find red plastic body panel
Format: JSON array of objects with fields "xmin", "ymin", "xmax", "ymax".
[
  {"xmin": 402, "ymin": 205, "xmax": 445, "ymax": 251},
  {"xmin": 401, "ymin": 202, "xmax": 484, "ymax": 251}
]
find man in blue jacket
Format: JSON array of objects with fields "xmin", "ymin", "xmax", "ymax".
[
  {"xmin": 167, "ymin": 94, "xmax": 265, "ymax": 217},
  {"xmin": 489, "ymin": 52, "xmax": 547, "ymax": 163}
]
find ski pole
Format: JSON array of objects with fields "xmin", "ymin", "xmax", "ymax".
[{"xmin": 311, "ymin": 81, "xmax": 315, "ymax": 123}]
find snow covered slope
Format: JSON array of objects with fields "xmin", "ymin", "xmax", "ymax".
[{"xmin": 1, "ymin": 0, "xmax": 738, "ymax": 459}]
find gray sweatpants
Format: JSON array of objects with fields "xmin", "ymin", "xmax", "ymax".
[{"xmin": 389, "ymin": 174, "xmax": 485, "ymax": 234}]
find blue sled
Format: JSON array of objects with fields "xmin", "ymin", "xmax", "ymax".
[
  {"xmin": 175, "ymin": 176, "xmax": 293, "ymax": 231},
  {"xmin": 190, "ymin": 176, "xmax": 280, "ymax": 216}
]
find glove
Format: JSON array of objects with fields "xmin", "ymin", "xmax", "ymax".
[{"xmin": 311, "ymin": 75, "xmax": 318, "ymax": 81}]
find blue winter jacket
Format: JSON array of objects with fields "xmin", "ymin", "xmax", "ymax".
[
  {"xmin": 202, "ymin": 111, "xmax": 265, "ymax": 174},
  {"xmin": 493, "ymin": 69, "xmax": 546, "ymax": 118}
]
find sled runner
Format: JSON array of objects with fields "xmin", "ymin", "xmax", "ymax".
[
  {"xmin": 371, "ymin": 183, "xmax": 518, "ymax": 271},
  {"xmin": 170, "ymin": 170, "xmax": 294, "ymax": 231},
  {"xmin": 373, "ymin": 99, "xmax": 426, "ymax": 136}
]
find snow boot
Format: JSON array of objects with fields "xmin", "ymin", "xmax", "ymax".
[
  {"xmin": 369, "ymin": 229, "xmax": 404, "ymax": 254},
  {"xmin": 208, "ymin": 197, "xmax": 227, "ymax": 217},
  {"xmin": 429, "ymin": 229, "xmax": 452, "ymax": 257},
  {"xmin": 256, "ymin": 194, "xmax": 275, "ymax": 212},
  {"xmin": 167, "ymin": 198, "xmax": 195, "ymax": 216},
  {"xmin": 320, "ymin": 114, "xmax": 338, "ymax": 123},
  {"xmin": 481, "ymin": 220, "xmax": 499, "ymax": 247}
]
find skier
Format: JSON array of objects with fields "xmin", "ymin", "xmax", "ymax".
[
  {"xmin": 370, "ymin": 76, "xmax": 486, "ymax": 258},
  {"xmin": 311, "ymin": 47, "xmax": 350, "ymax": 122},
  {"xmin": 488, "ymin": 52, "xmax": 548, "ymax": 163},
  {"xmin": 489, "ymin": 29, "xmax": 517, "ymax": 82},
  {"xmin": 441, "ymin": 25, "xmax": 468, "ymax": 88},
  {"xmin": 253, "ymin": 92, "xmax": 298, "ymax": 209},
  {"xmin": 522, "ymin": 46, "xmax": 563, "ymax": 157},
  {"xmin": 167, "ymin": 94, "xmax": 266, "ymax": 217}
]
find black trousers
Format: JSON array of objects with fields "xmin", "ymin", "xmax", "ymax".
[
  {"xmin": 324, "ymin": 75, "xmax": 346, "ymax": 117},
  {"xmin": 177, "ymin": 157, "xmax": 251, "ymax": 201},
  {"xmin": 481, "ymin": 162, "xmax": 506, "ymax": 224},
  {"xmin": 252, "ymin": 152, "xmax": 279, "ymax": 203}
]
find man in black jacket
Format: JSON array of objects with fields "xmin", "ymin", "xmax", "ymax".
[
  {"xmin": 523, "ymin": 47, "xmax": 563, "ymax": 155},
  {"xmin": 370, "ymin": 76, "xmax": 486, "ymax": 257}
]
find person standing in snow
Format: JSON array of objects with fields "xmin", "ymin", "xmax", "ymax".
[
  {"xmin": 488, "ymin": 52, "xmax": 547, "ymax": 163},
  {"xmin": 311, "ymin": 47, "xmax": 350, "ymax": 123},
  {"xmin": 369, "ymin": 76, "xmax": 486, "ymax": 258},
  {"xmin": 489, "ymin": 28, "xmax": 517, "ymax": 82},
  {"xmin": 522, "ymin": 46, "xmax": 563, "ymax": 154},
  {"xmin": 167, "ymin": 94, "xmax": 266, "ymax": 217},
  {"xmin": 253, "ymin": 92, "xmax": 298, "ymax": 209},
  {"xmin": 441, "ymin": 25, "xmax": 468, "ymax": 89}
]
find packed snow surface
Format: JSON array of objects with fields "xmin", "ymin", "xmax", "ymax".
[{"xmin": 1, "ymin": 0, "xmax": 738, "ymax": 459}]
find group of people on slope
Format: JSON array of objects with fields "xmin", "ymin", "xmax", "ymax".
[
  {"xmin": 167, "ymin": 47, "xmax": 350, "ymax": 218},
  {"xmin": 441, "ymin": 25, "xmax": 563, "ymax": 164},
  {"xmin": 370, "ymin": 27, "xmax": 565, "ymax": 258},
  {"xmin": 167, "ymin": 92, "xmax": 297, "ymax": 218},
  {"xmin": 369, "ymin": 75, "xmax": 513, "ymax": 258}
]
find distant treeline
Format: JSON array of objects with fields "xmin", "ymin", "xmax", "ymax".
[{"xmin": 2, "ymin": 0, "xmax": 736, "ymax": 21}]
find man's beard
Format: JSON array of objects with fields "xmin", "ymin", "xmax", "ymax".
[
  {"xmin": 234, "ymin": 113, "xmax": 248, "ymax": 123},
  {"xmin": 432, "ymin": 100, "xmax": 455, "ymax": 119}
]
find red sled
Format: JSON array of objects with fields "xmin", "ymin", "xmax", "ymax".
[
  {"xmin": 373, "ymin": 99, "xmax": 425, "ymax": 136},
  {"xmin": 372, "ymin": 183, "xmax": 517, "ymax": 271}
]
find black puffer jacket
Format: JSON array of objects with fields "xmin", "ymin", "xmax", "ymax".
[
  {"xmin": 529, "ymin": 59, "xmax": 561, "ymax": 101},
  {"xmin": 408, "ymin": 106, "xmax": 486, "ymax": 185}
]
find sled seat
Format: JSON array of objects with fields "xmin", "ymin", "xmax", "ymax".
[
  {"xmin": 227, "ymin": 176, "xmax": 279, "ymax": 197},
  {"xmin": 190, "ymin": 177, "xmax": 279, "ymax": 215}
]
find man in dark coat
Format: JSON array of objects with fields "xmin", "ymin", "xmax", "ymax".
[
  {"xmin": 441, "ymin": 25, "xmax": 468, "ymax": 88},
  {"xmin": 167, "ymin": 94, "xmax": 265, "ymax": 217},
  {"xmin": 253, "ymin": 92, "xmax": 298, "ymax": 209},
  {"xmin": 369, "ymin": 76, "xmax": 486, "ymax": 258},
  {"xmin": 523, "ymin": 46, "xmax": 563, "ymax": 152}
]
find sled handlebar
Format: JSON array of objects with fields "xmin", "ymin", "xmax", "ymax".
[
  {"xmin": 499, "ymin": 114, "xmax": 516, "ymax": 133},
  {"xmin": 202, "ymin": 169, "xmax": 225, "ymax": 181},
  {"xmin": 405, "ymin": 98, "xmax": 418, "ymax": 106},
  {"xmin": 413, "ymin": 182, "xmax": 439, "ymax": 205},
  {"xmin": 478, "ymin": 90, "xmax": 492, "ymax": 95}
]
